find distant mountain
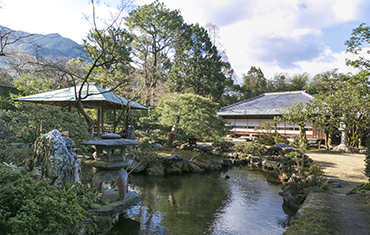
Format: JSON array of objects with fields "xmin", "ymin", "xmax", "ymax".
[{"xmin": 0, "ymin": 25, "xmax": 89, "ymax": 61}]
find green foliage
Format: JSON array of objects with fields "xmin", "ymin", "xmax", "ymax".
[
  {"xmin": 241, "ymin": 66, "xmax": 267, "ymax": 99},
  {"xmin": 125, "ymin": 0, "xmax": 185, "ymax": 106},
  {"xmin": 83, "ymin": 28, "xmax": 133, "ymax": 89},
  {"xmin": 348, "ymin": 183, "xmax": 370, "ymax": 195},
  {"xmin": 345, "ymin": 22, "xmax": 370, "ymax": 71},
  {"xmin": 136, "ymin": 129, "xmax": 168, "ymax": 147},
  {"xmin": 0, "ymin": 164, "xmax": 86, "ymax": 235},
  {"xmin": 136, "ymin": 110, "xmax": 168, "ymax": 147},
  {"xmin": 266, "ymin": 146, "xmax": 283, "ymax": 157},
  {"xmin": 308, "ymin": 164, "xmax": 324, "ymax": 176},
  {"xmin": 67, "ymin": 183, "xmax": 109, "ymax": 210},
  {"xmin": 256, "ymin": 134, "xmax": 275, "ymax": 145},
  {"xmin": 282, "ymin": 150, "xmax": 313, "ymax": 167},
  {"xmin": 14, "ymin": 73, "xmax": 55, "ymax": 96},
  {"xmin": 212, "ymin": 140, "xmax": 235, "ymax": 152},
  {"xmin": 1, "ymin": 105, "xmax": 91, "ymax": 150},
  {"xmin": 236, "ymin": 143, "xmax": 267, "ymax": 156},
  {"xmin": 364, "ymin": 137, "xmax": 370, "ymax": 180},
  {"xmin": 0, "ymin": 119, "xmax": 15, "ymax": 148},
  {"xmin": 275, "ymin": 135, "xmax": 289, "ymax": 144},
  {"xmin": 283, "ymin": 102, "xmax": 311, "ymax": 148},
  {"xmin": 0, "ymin": 85, "xmax": 19, "ymax": 111},
  {"xmin": 157, "ymin": 93, "xmax": 230, "ymax": 147},
  {"xmin": 168, "ymin": 23, "xmax": 229, "ymax": 102},
  {"xmin": 0, "ymin": 145, "xmax": 32, "ymax": 166}
]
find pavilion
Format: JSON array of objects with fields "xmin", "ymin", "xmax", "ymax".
[{"xmin": 13, "ymin": 82, "xmax": 148, "ymax": 137}]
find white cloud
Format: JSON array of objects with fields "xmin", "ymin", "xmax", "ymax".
[{"xmin": 1, "ymin": 0, "xmax": 369, "ymax": 83}]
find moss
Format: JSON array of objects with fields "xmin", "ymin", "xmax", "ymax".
[
  {"xmin": 181, "ymin": 165, "xmax": 190, "ymax": 173},
  {"xmin": 284, "ymin": 193, "xmax": 333, "ymax": 235}
]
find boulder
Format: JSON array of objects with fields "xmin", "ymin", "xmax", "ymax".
[
  {"xmin": 240, "ymin": 158, "xmax": 249, "ymax": 165},
  {"xmin": 325, "ymin": 178, "xmax": 348, "ymax": 187},
  {"xmin": 222, "ymin": 158, "xmax": 233, "ymax": 167},
  {"xmin": 31, "ymin": 129, "xmax": 81, "ymax": 187},
  {"xmin": 262, "ymin": 159, "xmax": 275, "ymax": 170},
  {"xmin": 233, "ymin": 159, "xmax": 241, "ymax": 166},
  {"xmin": 195, "ymin": 144, "xmax": 213, "ymax": 152},
  {"xmin": 127, "ymin": 160, "xmax": 146, "ymax": 173},
  {"xmin": 118, "ymin": 125, "xmax": 135, "ymax": 140},
  {"xmin": 188, "ymin": 162, "xmax": 204, "ymax": 173},
  {"xmin": 275, "ymin": 143, "xmax": 296, "ymax": 150},
  {"xmin": 282, "ymin": 188, "xmax": 304, "ymax": 211},
  {"xmin": 250, "ymin": 156, "xmax": 262, "ymax": 167},
  {"xmin": 146, "ymin": 165, "xmax": 165, "ymax": 176},
  {"xmin": 333, "ymin": 144, "xmax": 359, "ymax": 153},
  {"xmin": 165, "ymin": 164, "xmax": 182, "ymax": 175}
]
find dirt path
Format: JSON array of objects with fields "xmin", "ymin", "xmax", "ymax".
[{"xmin": 304, "ymin": 151, "xmax": 370, "ymax": 235}]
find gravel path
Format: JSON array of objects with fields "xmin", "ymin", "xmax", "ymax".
[
  {"xmin": 304, "ymin": 151, "xmax": 370, "ymax": 235},
  {"xmin": 304, "ymin": 151, "xmax": 368, "ymax": 187}
]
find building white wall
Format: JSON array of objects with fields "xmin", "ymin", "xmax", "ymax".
[{"xmin": 225, "ymin": 117, "xmax": 313, "ymax": 137}]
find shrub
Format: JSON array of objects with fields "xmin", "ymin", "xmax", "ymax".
[
  {"xmin": 267, "ymin": 146, "xmax": 283, "ymax": 157},
  {"xmin": 282, "ymin": 150, "xmax": 313, "ymax": 168},
  {"xmin": 242, "ymin": 143, "xmax": 267, "ymax": 156},
  {"xmin": 0, "ymin": 145, "xmax": 32, "ymax": 166},
  {"xmin": 274, "ymin": 135, "xmax": 289, "ymax": 144},
  {"xmin": 0, "ymin": 105, "xmax": 91, "ymax": 151},
  {"xmin": 136, "ymin": 130, "xmax": 167, "ymax": 148},
  {"xmin": 308, "ymin": 164, "xmax": 324, "ymax": 176},
  {"xmin": 257, "ymin": 134, "xmax": 275, "ymax": 145},
  {"xmin": 364, "ymin": 137, "xmax": 370, "ymax": 180},
  {"xmin": 0, "ymin": 164, "xmax": 86, "ymax": 235},
  {"xmin": 212, "ymin": 141, "xmax": 235, "ymax": 152}
]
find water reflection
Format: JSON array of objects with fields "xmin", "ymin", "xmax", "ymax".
[{"xmin": 108, "ymin": 166, "xmax": 294, "ymax": 235}]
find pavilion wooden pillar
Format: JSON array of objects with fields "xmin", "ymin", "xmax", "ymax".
[
  {"xmin": 113, "ymin": 107, "xmax": 116, "ymax": 133},
  {"xmin": 97, "ymin": 102, "xmax": 101, "ymax": 138}
]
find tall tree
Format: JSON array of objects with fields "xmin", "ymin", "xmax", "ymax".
[
  {"xmin": 290, "ymin": 73, "xmax": 309, "ymax": 91},
  {"xmin": 167, "ymin": 23, "xmax": 228, "ymax": 102},
  {"xmin": 338, "ymin": 71, "xmax": 370, "ymax": 146},
  {"xmin": 125, "ymin": 0, "xmax": 185, "ymax": 106},
  {"xmin": 307, "ymin": 70, "xmax": 343, "ymax": 148},
  {"xmin": 307, "ymin": 70, "xmax": 370, "ymax": 148},
  {"xmin": 241, "ymin": 66, "xmax": 267, "ymax": 99},
  {"xmin": 283, "ymin": 102, "xmax": 312, "ymax": 148},
  {"xmin": 271, "ymin": 73, "xmax": 289, "ymax": 92},
  {"xmin": 345, "ymin": 22, "xmax": 370, "ymax": 70}
]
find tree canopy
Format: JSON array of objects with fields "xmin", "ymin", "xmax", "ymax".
[{"xmin": 157, "ymin": 93, "xmax": 230, "ymax": 148}]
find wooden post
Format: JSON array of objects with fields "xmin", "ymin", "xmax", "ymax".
[
  {"xmin": 101, "ymin": 107, "xmax": 105, "ymax": 132},
  {"xmin": 97, "ymin": 102, "xmax": 101, "ymax": 138},
  {"xmin": 113, "ymin": 107, "xmax": 116, "ymax": 133}
]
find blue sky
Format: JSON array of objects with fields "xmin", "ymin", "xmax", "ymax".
[{"xmin": 1, "ymin": 0, "xmax": 369, "ymax": 83}]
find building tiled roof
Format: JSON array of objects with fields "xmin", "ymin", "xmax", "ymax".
[{"xmin": 217, "ymin": 90, "xmax": 313, "ymax": 116}]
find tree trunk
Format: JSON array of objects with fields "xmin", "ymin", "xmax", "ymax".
[
  {"xmin": 76, "ymin": 99, "xmax": 94, "ymax": 136},
  {"xmin": 165, "ymin": 116, "xmax": 180, "ymax": 148},
  {"xmin": 299, "ymin": 125, "xmax": 307, "ymax": 148},
  {"xmin": 324, "ymin": 130, "xmax": 329, "ymax": 149},
  {"xmin": 328, "ymin": 132, "xmax": 333, "ymax": 147}
]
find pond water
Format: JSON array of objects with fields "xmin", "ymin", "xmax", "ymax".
[{"xmin": 108, "ymin": 166, "xmax": 295, "ymax": 235}]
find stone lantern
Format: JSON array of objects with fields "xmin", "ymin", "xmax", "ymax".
[{"xmin": 81, "ymin": 133, "xmax": 139, "ymax": 200}]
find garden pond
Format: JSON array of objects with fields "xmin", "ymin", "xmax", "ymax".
[{"xmin": 107, "ymin": 166, "xmax": 295, "ymax": 235}]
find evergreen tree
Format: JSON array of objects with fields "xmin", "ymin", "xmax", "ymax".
[{"xmin": 157, "ymin": 93, "xmax": 229, "ymax": 148}]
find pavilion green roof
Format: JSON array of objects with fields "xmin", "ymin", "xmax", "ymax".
[{"xmin": 13, "ymin": 82, "xmax": 148, "ymax": 110}]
